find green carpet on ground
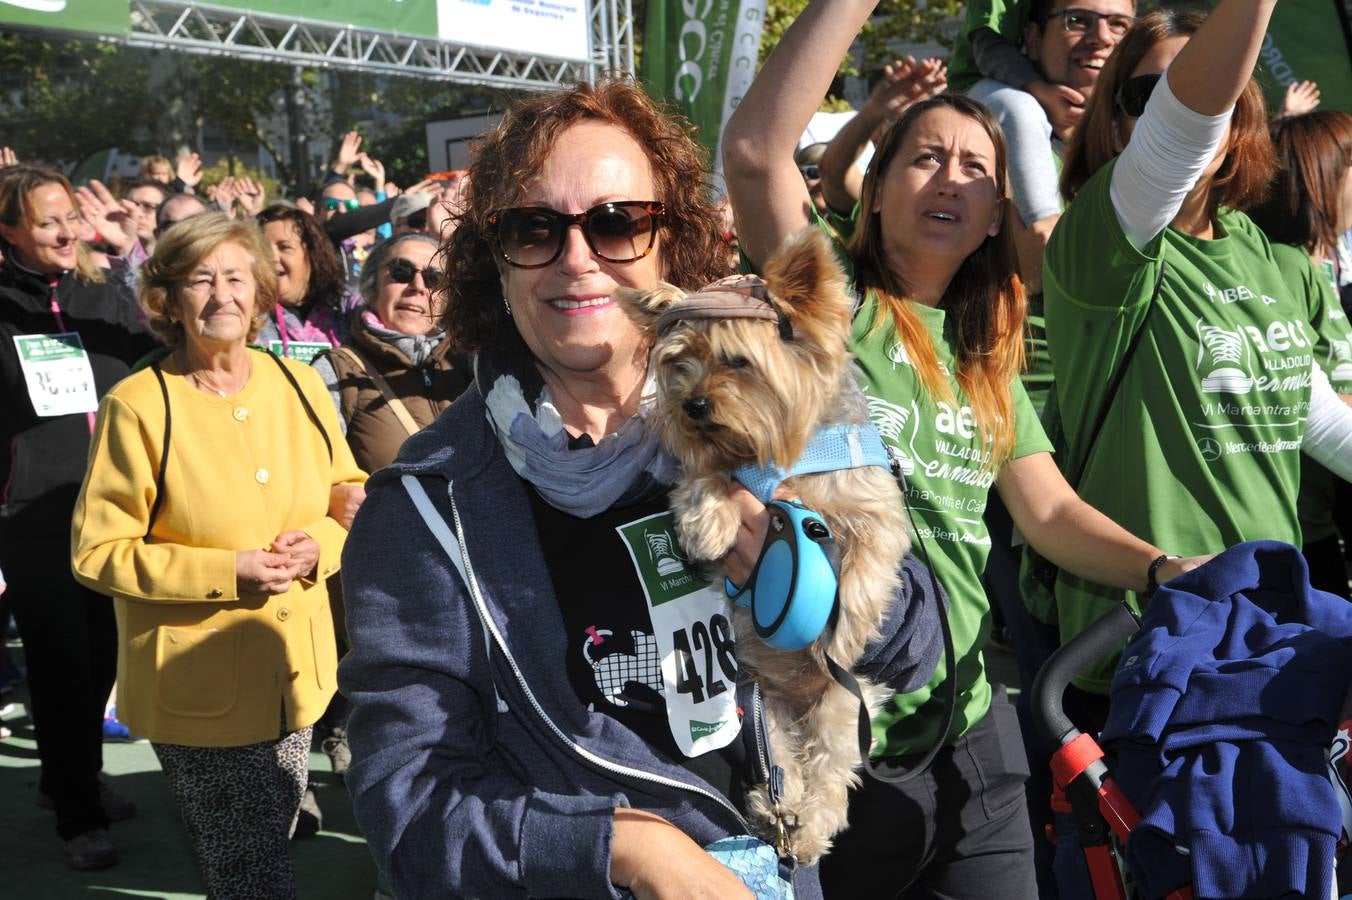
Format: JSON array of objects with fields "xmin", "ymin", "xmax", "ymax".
[{"xmin": 1, "ymin": 679, "xmax": 377, "ymax": 898}]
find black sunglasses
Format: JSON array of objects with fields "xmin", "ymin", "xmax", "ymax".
[
  {"xmin": 385, "ymin": 257, "xmax": 445, "ymax": 289},
  {"xmin": 1115, "ymin": 73, "xmax": 1161, "ymax": 118},
  {"xmin": 405, "ymin": 209, "xmax": 428, "ymax": 231},
  {"xmin": 799, "ymin": 164, "xmax": 821, "ymax": 180},
  {"xmin": 486, "ymin": 201, "xmax": 664, "ymax": 269}
]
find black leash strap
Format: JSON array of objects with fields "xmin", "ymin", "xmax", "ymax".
[
  {"xmin": 264, "ymin": 350, "xmax": 333, "ymax": 463},
  {"xmin": 846, "ymin": 461, "xmax": 957, "ymax": 784},
  {"xmin": 146, "ymin": 361, "xmax": 173, "ymax": 538},
  {"xmin": 145, "ymin": 350, "xmax": 334, "ymax": 538}
]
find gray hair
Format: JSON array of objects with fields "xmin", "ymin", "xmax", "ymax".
[{"xmin": 358, "ymin": 232, "xmax": 442, "ymax": 306}]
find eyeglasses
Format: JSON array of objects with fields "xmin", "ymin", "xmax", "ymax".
[
  {"xmin": 1057, "ymin": 8, "xmax": 1136, "ymax": 36},
  {"xmin": 323, "ymin": 197, "xmax": 361, "ymax": 213},
  {"xmin": 385, "ymin": 257, "xmax": 445, "ymax": 289},
  {"xmin": 486, "ymin": 201, "xmax": 664, "ymax": 269},
  {"xmin": 130, "ymin": 199, "xmax": 159, "ymax": 214},
  {"xmin": 799, "ymin": 164, "xmax": 821, "ymax": 180},
  {"xmin": 1115, "ymin": 72, "xmax": 1161, "ymax": 118},
  {"xmin": 405, "ymin": 210, "xmax": 428, "ymax": 231}
]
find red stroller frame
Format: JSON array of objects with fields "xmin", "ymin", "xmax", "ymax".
[{"xmin": 1030, "ymin": 602, "xmax": 1193, "ymax": 900}]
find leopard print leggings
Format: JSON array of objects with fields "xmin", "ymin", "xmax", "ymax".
[{"xmin": 153, "ymin": 725, "xmax": 312, "ymax": 900}]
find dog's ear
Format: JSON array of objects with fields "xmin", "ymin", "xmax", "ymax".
[
  {"xmin": 762, "ymin": 227, "xmax": 851, "ymax": 341},
  {"xmin": 613, "ymin": 282, "xmax": 685, "ymax": 333}
]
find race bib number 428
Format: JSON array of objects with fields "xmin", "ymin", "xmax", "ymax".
[{"xmin": 616, "ymin": 512, "xmax": 741, "ymax": 757}]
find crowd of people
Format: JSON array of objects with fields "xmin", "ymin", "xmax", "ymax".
[{"xmin": 1, "ymin": 0, "xmax": 1351, "ymax": 896}]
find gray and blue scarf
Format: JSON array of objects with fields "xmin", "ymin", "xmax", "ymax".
[{"xmin": 477, "ymin": 331, "xmax": 677, "ymax": 518}]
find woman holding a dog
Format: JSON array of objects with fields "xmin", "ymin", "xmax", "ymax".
[
  {"xmin": 722, "ymin": 0, "xmax": 1213, "ymax": 894},
  {"xmin": 337, "ymin": 78, "xmax": 945, "ymax": 898}
]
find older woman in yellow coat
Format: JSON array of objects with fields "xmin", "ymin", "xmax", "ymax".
[{"xmin": 71, "ymin": 212, "xmax": 366, "ymax": 899}]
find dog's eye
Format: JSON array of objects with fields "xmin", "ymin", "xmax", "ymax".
[{"xmin": 722, "ymin": 354, "xmax": 751, "ymax": 369}]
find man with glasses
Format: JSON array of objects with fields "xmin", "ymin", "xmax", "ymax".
[
  {"xmin": 954, "ymin": 0, "xmax": 1137, "ymax": 299},
  {"xmin": 120, "ymin": 178, "xmax": 171, "ymax": 255},
  {"xmin": 154, "ymin": 192, "xmax": 208, "ymax": 239}
]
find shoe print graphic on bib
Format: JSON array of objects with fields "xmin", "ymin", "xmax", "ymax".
[{"xmin": 1196, "ymin": 319, "xmax": 1255, "ymax": 394}]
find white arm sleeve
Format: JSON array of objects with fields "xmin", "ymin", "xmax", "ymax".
[
  {"xmin": 1303, "ymin": 364, "xmax": 1352, "ymax": 482},
  {"xmin": 1108, "ymin": 70, "xmax": 1234, "ymax": 250}
]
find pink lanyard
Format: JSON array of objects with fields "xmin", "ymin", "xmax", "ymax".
[
  {"xmin": 46, "ymin": 276, "xmax": 96, "ymax": 435},
  {"xmin": 274, "ymin": 308, "xmax": 337, "ymax": 357}
]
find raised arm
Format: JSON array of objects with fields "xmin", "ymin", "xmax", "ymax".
[
  {"xmin": 819, "ymin": 56, "xmax": 947, "ymax": 215},
  {"xmin": 723, "ymin": 0, "xmax": 878, "ymax": 268},
  {"xmin": 1110, "ymin": 0, "xmax": 1278, "ymax": 248}
]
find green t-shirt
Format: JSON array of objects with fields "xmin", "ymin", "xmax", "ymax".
[
  {"xmin": 948, "ymin": 0, "xmax": 1030, "ymax": 93},
  {"xmin": 851, "ymin": 294, "xmax": 1052, "ymax": 755},
  {"xmin": 1043, "ymin": 160, "xmax": 1309, "ymax": 691},
  {"xmin": 754, "ymin": 213, "xmax": 1051, "ymax": 752},
  {"xmin": 1271, "ymin": 242, "xmax": 1352, "ymax": 542}
]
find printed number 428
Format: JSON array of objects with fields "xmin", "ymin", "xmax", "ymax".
[{"xmin": 672, "ymin": 613, "xmax": 737, "ymax": 704}]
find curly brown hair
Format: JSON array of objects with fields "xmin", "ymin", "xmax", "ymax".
[
  {"xmin": 441, "ymin": 76, "xmax": 727, "ymax": 350},
  {"xmin": 140, "ymin": 212, "xmax": 278, "ymax": 347},
  {"xmin": 256, "ymin": 203, "xmax": 349, "ymax": 310}
]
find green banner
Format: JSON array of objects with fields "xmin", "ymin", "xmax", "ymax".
[
  {"xmin": 1256, "ymin": 0, "xmax": 1352, "ymax": 114},
  {"xmin": 209, "ymin": 0, "xmax": 439, "ymax": 37},
  {"xmin": 0, "ymin": 0, "xmax": 128, "ymax": 36},
  {"xmin": 641, "ymin": 0, "xmax": 766, "ymax": 187}
]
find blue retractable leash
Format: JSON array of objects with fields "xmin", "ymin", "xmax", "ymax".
[{"xmin": 725, "ymin": 463, "xmax": 956, "ymax": 784}]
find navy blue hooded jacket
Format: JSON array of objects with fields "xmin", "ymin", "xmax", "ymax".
[
  {"xmin": 338, "ymin": 384, "xmax": 944, "ymax": 899},
  {"xmin": 1101, "ymin": 541, "xmax": 1352, "ymax": 899}
]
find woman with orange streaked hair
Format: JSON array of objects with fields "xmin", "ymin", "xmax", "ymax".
[{"xmin": 723, "ymin": 1, "xmax": 1210, "ymax": 894}]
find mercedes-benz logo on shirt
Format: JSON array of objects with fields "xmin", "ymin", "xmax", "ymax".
[{"xmin": 1197, "ymin": 437, "xmax": 1222, "ymax": 462}]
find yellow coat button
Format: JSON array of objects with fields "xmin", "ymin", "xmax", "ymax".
[
  {"xmin": 255, "ymin": 468, "xmax": 270, "ymax": 484},
  {"xmin": 277, "ymin": 607, "xmax": 290, "ymax": 622},
  {"xmin": 233, "ymin": 407, "xmax": 249, "ymax": 421},
  {"xmin": 206, "ymin": 589, "xmax": 222, "ymax": 599}
]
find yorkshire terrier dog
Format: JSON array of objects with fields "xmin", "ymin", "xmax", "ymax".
[{"xmin": 616, "ymin": 228, "xmax": 910, "ymax": 863}]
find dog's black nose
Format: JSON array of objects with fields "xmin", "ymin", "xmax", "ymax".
[{"xmin": 682, "ymin": 396, "xmax": 711, "ymax": 420}]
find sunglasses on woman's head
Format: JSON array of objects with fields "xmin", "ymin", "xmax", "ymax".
[
  {"xmin": 1115, "ymin": 73, "xmax": 1162, "ymax": 119},
  {"xmin": 486, "ymin": 201, "xmax": 664, "ymax": 269},
  {"xmin": 323, "ymin": 197, "xmax": 361, "ymax": 212},
  {"xmin": 385, "ymin": 257, "xmax": 445, "ymax": 289}
]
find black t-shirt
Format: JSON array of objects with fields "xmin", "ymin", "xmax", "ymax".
[{"xmin": 526, "ymin": 483, "xmax": 748, "ymax": 807}]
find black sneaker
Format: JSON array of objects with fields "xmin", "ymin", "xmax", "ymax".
[{"xmin": 63, "ymin": 828, "xmax": 118, "ymax": 870}]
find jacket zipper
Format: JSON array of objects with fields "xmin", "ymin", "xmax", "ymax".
[
  {"xmin": 446, "ymin": 480, "xmax": 751, "ymax": 831},
  {"xmin": 752, "ymin": 683, "xmax": 782, "ymax": 807}
]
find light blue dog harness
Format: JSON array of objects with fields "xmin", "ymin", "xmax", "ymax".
[{"xmin": 731, "ymin": 423, "xmax": 893, "ymax": 504}]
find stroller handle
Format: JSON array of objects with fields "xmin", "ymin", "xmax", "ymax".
[{"xmin": 1030, "ymin": 602, "xmax": 1140, "ymax": 750}]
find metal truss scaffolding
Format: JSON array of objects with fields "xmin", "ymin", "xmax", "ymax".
[{"xmin": 124, "ymin": 0, "xmax": 634, "ymax": 90}]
